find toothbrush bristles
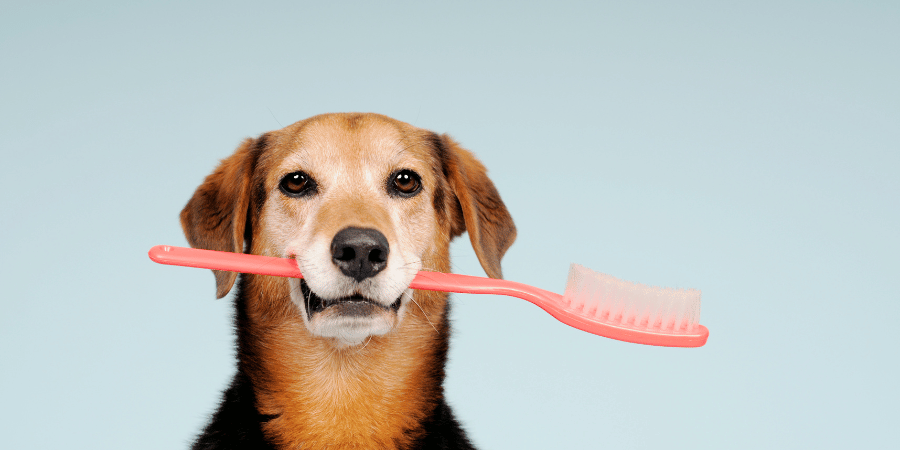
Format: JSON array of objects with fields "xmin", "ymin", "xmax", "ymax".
[{"xmin": 562, "ymin": 264, "xmax": 701, "ymax": 334}]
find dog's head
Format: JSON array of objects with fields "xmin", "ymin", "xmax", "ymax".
[{"xmin": 180, "ymin": 113, "xmax": 515, "ymax": 346}]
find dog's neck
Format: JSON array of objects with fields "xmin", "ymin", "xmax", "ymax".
[{"xmin": 234, "ymin": 275, "xmax": 451, "ymax": 450}]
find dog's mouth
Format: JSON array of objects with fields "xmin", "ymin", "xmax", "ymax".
[{"xmin": 299, "ymin": 279, "xmax": 402, "ymax": 320}]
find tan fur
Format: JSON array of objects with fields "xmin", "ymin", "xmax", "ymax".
[{"xmin": 181, "ymin": 113, "xmax": 515, "ymax": 449}]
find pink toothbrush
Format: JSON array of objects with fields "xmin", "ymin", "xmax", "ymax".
[{"xmin": 148, "ymin": 245, "xmax": 709, "ymax": 347}]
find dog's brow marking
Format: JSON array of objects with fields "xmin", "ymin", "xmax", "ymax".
[{"xmin": 393, "ymin": 141, "xmax": 426, "ymax": 161}]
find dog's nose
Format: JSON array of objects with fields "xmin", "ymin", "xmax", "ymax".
[{"xmin": 330, "ymin": 227, "xmax": 390, "ymax": 282}]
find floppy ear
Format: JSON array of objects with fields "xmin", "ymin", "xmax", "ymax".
[
  {"xmin": 438, "ymin": 134, "xmax": 517, "ymax": 279},
  {"xmin": 180, "ymin": 137, "xmax": 261, "ymax": 298}
]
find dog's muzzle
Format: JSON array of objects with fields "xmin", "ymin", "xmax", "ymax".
[{"xmin": 299, "ymin": 279, "xmax": 402, "ymax": 320}]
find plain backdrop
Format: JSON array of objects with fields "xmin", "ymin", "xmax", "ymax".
[{"xmin": 1, "ymin": 1, "xmax": 897, "ymax": 448}]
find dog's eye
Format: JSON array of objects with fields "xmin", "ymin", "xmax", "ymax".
[
  {"xmin": 279, "ymin": 171, "xmax": 317, "ymax": 197},
  {"xmin": 389, "ymin": 170, "xmax": 422, "ymax": 197}
]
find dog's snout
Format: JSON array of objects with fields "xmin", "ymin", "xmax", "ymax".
[{"xmin": 330, "ymin": 227, "xmax": 389, "ymax": 282}]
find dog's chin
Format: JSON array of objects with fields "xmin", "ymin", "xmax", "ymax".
[{"xmin": 297, "ymin": 280, "xmax": 402, "ymax": 347}]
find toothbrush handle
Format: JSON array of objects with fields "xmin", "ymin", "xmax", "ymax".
[
  {"xmin": 410, "ymin": 271, "xmax": 563, "ymax": 306},
  {"xmin": 148, "ymin": 245, "xmax": 562, "ymax": 305},
  {"xmin": 148, "ymin": 245, "xmax": 305, "ymax": 278}
]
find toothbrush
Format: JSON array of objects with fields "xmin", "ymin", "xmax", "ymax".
[{"xmin": 148, "ymin": 245, "xmax": 709, "ymax": 347}]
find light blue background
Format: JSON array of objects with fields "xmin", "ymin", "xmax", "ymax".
[{"xmin": 2, "ymin": 1, "xmax": 897, "ymax": 448}]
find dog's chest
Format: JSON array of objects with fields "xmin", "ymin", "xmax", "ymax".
[{"xmin": 253, "ymin": 328, "xmax": 439, "ymax": 449}]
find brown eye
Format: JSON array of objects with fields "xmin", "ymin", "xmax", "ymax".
[
  {"xmin": 390, "ymin": 169, "xmax": 422, "ymax": 197},
  {"xmin": 279, "ymin": 171, "xmax": 317, "ymax": 197}
]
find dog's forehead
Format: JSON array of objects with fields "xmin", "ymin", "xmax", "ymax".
[{"xmin": 266, "ymin": 114, "xmax": 433, "ymax": 177}]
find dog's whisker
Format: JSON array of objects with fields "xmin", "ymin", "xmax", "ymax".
[
  {"xmin": 305, "ymin": 284, "xmax": 313, "ymax": 317},
  {"xmin": 396, "ymin": 257, "xmax": 442, "ymax": 274},
  {"xmin": 407, "ymin": 291, "xmax": 438, "ymax": 335},
  {"xmin": 356, "ymin": 336, "xmax": 374, "ymax": 353}
]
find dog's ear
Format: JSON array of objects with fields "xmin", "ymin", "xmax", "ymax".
[
  {"xmin": 437, "ymin": 134, "xmax": 516, "ymax": 279},
  {"xmin": 180, "ymin": 137, "xmax": 262, "ymax": 298}
]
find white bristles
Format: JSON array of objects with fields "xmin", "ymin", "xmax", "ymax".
[{"xmin": 562, "ymin": 264, "xmax": 702, "ymax": 334}]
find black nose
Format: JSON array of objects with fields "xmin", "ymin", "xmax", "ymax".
[{"xmin": 330, "ymin": 227, "xmax": 390, "ymax": 282}]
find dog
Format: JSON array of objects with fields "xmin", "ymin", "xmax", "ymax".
[{"xmin": 180, "ymin": 113, "xmax": 516, "ymax": 449}]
